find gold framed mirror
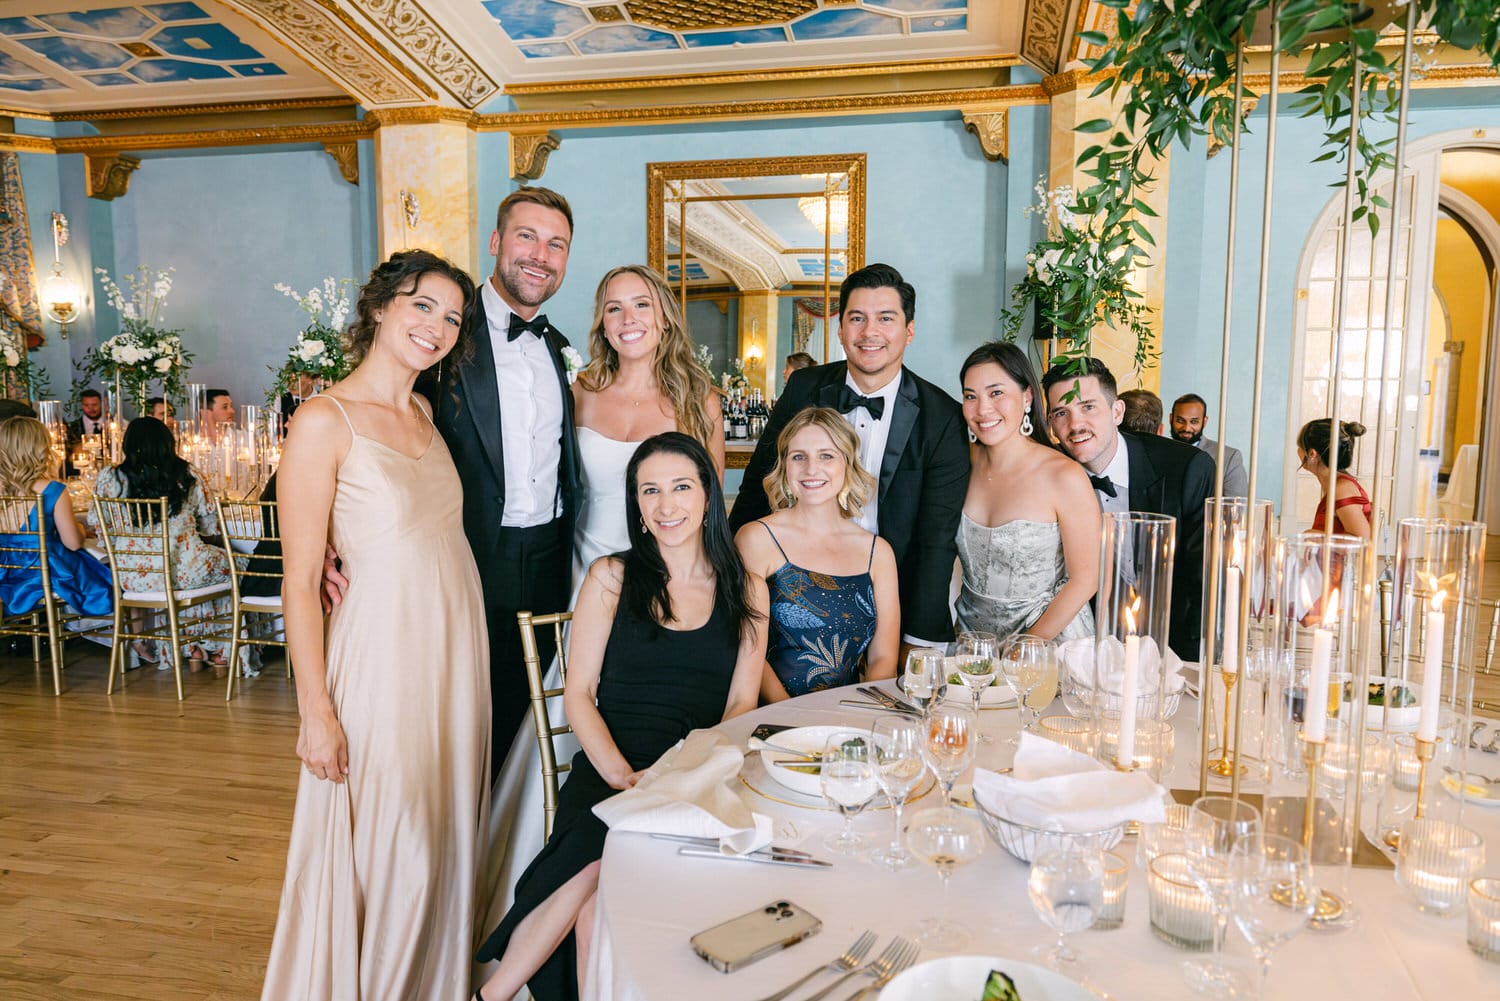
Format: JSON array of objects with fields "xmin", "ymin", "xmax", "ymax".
[{"xmin": 646, "ymin": 154, "xmax": 866, "ymax": 394}]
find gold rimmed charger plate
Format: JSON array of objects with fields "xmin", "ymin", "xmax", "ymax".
[{"xmin": 739, "ymin": 751, "xmax": 936, "ymax": 811}]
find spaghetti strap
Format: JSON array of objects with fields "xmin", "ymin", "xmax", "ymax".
[
  {"xmin": 410, "ymin": 394, "xmax": 437, "ymax": 430},
  {"xmin": 867, "ymin": 532, "xmax": 877, "ymax": 572},
  {"xmin": 760, "ymin": 522, "xmax": 790, "ymax": 562},
  {"xmin": 305, "ymin": 393, "xmax": 358, "ymax": 436}
]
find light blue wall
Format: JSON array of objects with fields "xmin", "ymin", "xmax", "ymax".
[{"xmin": 1159, "ymin": 89, "xmax": 1500, "ymax": 511}]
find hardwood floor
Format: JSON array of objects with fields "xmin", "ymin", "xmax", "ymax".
[{"xmin": 0, "ymin": 644, "xmax": 298, "ymax": 1001}]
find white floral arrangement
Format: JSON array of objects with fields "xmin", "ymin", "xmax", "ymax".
[
  {"xmin": 0, "ymin": 326, "xmax": 49, "ymax": 401},
  {"xmin": 83, "ymin": 265, "xmax": 191, "ymax": 410},
  {"xmin": 268, "ymin": 277, "xmax": 353, "ymax": 401}
]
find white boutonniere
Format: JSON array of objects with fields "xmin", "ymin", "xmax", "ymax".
[{"xmin": 561, "ymin": 346, "xmax": 584, "ymax": 385}]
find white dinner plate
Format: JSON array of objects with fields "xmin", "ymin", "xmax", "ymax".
[
  {"xmin": 1440, "ymin": 772, "xmax": 1500, "ymax": 808},
  {"xmin": 880, "ymin": 954, "xmax": 1095, "ymax": 1001},
  {"xmin": 758, "ymin": 725, "xmax": 867, "ymax": 797}
]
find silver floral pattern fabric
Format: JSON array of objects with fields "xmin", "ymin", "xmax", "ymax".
[
  {"xmin": 955, "ymin": 514, "xmax": 1094, "ymax": 641},
  {"xmin": 763, "ymin": 527, "xmax": 877, "ymax": 697}
]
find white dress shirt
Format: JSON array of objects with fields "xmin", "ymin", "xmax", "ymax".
[
  {"xmin": 1093, "ymin": 431, "xmax": 1132, "ymax": 515},
  {"xmin": 79, "ymin": 416, "xmax": 104, "ymax": 435},
  {"xmin": 842, "ymin": 369, "xmax": 902, "ymax": 536},
  {"xmin": 483, "ymin": 278, "xmax": 564, "ymax": 528}
]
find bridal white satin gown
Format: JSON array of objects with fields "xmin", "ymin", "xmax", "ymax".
[{"xmin": 477, "ymin": 428, "xmax": 639, "ymax": 992}]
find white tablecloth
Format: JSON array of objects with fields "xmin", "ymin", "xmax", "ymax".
[{"xmin": 586, "ymin": 682, "xmax": 1500, "ymax": 1000}]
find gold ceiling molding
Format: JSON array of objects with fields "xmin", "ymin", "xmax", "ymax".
[
  {"xmin": 225, "ymin": 0, "xmax": 434, "ymax": 106},
  {"xmin": 85, "ymin": 153, "xmax": 140, "ymax": 200},
  {"xmin": 625, "ymin": 0, "xmax": 816, "ymax": 32},
  {"xmin": 1022, "ymin": 0, "xmax": 1079, "ymax": 75},
  {"xmin": 0, "ymin": 134, "xmax": 53, "ymax": 155},
  {"xmin": 322, "ymin": 141, "xmax": 360, "ymax": 184},
  {"xmin": 51, "ymin": 97, "xmax": 357, "ymax": 123},
  {"xmin": 50, "ymin": 121, "xmax": 372, "ymax": 156},
  {"xmin": 354, "ymin": 0, "xmax": 499, "ymax": 108},
  {"xmin": 364, "ymin": 106, "xmax": 475, "ymax": 126},
  {"xmin": 502, "ymin": 55, "xmax": 1024, "ymax": 97},
  {"xmin": 1041, "ymin": 67, "xmax": 1110, "ymax": 96},
  {"xmin": 511, "ymin": 132, "xmax": 560, "ymax": 181},
  {"xmin": 1242, "ymin": 62, "xmax": 1499, "ymax": 91},
  {"xmin": 961, "ymin": 109, "xmax": 1008, "ymax": 163}
]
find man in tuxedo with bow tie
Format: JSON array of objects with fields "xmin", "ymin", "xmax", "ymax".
[
  {"xmin": 730, "ymin": 263, "xmax": 969, "ymax": 649},
  {"xmin": 1042, "ymin": 357, "xmax": 1214, "ymax": 660},
  {"xmin": 423, "ymin": 187, "xmax": 581, "ymax": 778}
]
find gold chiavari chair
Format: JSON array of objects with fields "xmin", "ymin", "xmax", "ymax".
[
  {"xmin": 1474, "ymin": 597, "xmax": 1500, "ymax": 719},
  {"xmin": 518, "ymin": 610, "xmax": 572, "ymax": 841},
  {"xmin": 216, "ymin": 497, "xmax": 290, "ymax": 701},
  {"xmin": 0, "ymin": 493, "xmax": 94, "ymax": 695},
  {"xmin": 93, "ymin": 495, "xmax": 233, "ymax": 700}
]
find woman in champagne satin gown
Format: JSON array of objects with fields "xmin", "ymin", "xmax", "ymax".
[{"xmin": 261, "ymin": 251, "xmax": 489, "ymax": 1001}]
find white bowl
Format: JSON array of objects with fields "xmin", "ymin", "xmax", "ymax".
[
  {"xmin": 757, "ymin": 725, "xmax": 865, "ymax": 798},
  {"xmin": 880, "ymin": 954, "xmax": 1095, "ymax": 1001}
]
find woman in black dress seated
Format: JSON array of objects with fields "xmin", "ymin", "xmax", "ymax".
[{"xmin": 474, "ymin": 431, "xmax": 766, "ymax": 1001}]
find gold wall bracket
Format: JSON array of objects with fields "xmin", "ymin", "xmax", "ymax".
[
  {"xmin": 961, "ymin": 109, "xmax": 1009, "ymax": 163},
  {"xmin": 85, "ymin": 153, "xmax": 140, "ymax": 200},
  {"xmin": 511, "ymin": 132, "xmax": 561, "ymax": 181},
  {"xmin": 322, "ymin": 141, "xmax": 360, "ymax": 184}
]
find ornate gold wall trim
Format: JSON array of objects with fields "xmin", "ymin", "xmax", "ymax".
[
  {"xmin": 50, "ymin": 121, "xmax": 373, "ymax": 155},
  {"xmin": 1023, "ymin": 0, "xmax": 1080, "ymax": 75},
  {"xmin": 962, "ymin": 110, "xmax": 1008, "ymax": 163},
  {"xmin": 322, "ymin": 141, "xmax": 360, "ymax": 184},
  {"xmin": 1243, "ymin": 63, "xmax": 1499, "ymax": 91},
  {"xmin": 224, "ymin": 0, "xmax": 435, "ymax": 106},
  {"xmin": 1042, "ymin": 68, "xmax": 1111, "ymax": 97},
  {"xmin": 364, "ymin": 106, "xmax": 475, "ymax": 126},
  {"xmin": 352, "ymin": 0, "xmax": 498, "ymax": 108},
  {"xmin": 0, "ymin": 134, "xmax": 54, "ymax": 155},
  {"xmin": 51, "ymin": 97, "xmax": 358, "ymax": 123},
  {"xmin": 85, "ymin": 153, "xmax": 140, "ymax": 200},
  {"xmin": 502, "ymin": 55, "xmax": 1026, "ymax": 97},
  {"xmin": 511, "ymin": 132, "xmax": 560, "ymax": 181}
]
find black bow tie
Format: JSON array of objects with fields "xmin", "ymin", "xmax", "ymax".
[
  {"xmin": 507, "ymin": 313, "xmax": 548, "ymax": 342},
  {"xmin": 825, "ymin": 384, "xmax": 885, "ymax": 421},
  {"xmin": 1089, "ymin": 474, "xmax": 1118, "ymax": 498}
]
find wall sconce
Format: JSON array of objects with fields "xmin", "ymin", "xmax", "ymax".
[
  {"xmin": 41, "ymin": 212, "xmax": 82, "ymax": 339},
  {"xmin": 742, "ymin": 344, "xmax": 763, "ymax": 370}
]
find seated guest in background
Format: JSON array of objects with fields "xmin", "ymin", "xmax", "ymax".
[
  {"xmin": 474, "ymin": 432, "xmax": 764, "ymax": 1001},
  {"xmin": 736, "ymin": 407, "xmax": 898, "ymax": 702},
  {"xmin": 145, "ymin": 397, "xmax": 176, "ymax": 430},
  {"xmin": 1119, "ymin": 388, "xmax": 1163, "ymax": 435},
  {"xmin": 1298, "ymin": 418, "xmax": 1371, "ymax": 539},
  {"xmin": 1043, "ymin": 358, "xmax": 1213, "ymax": 660},
  {"xmin": 68, "ymin": 388, "xmax": 106, "ymax": 441},
  {"xmin": 732, "ymin": 263, "xmax": 969, "ymax": 654},
  {"xmin": 959, "ymin": 343, "xmax": 1096, "ymax": 641},
  {"xmin": 0, "ymin": 399, "xmax": 37, "ymax": 422},
  {"xmin": 1170, "ymin": 392, "xmax": 1248, "ymax": 497},
  {"xmin": 782, "ymin": 350, "xmax": 815, "ymax": 387},
  {"xmin": 90, "ymin": 416, "xmax": 232, "ymax": 669},
  {"xmin": 0, "ymin": 416, "xmax": 112, "ymax": 619},
  {"xmin": 204, "ymin": 388, "xmax": 234, "ymax": 439}
]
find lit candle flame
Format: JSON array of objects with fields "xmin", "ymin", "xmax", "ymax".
[
  {"xmin": 1124, "ymin": 592, "xmax": 1141, "ymax": 635},
  {"xmin": 1322, "ymin": 587, "xmax": 1340, "ymax": 627},
  {"xmin": 1425, "ymin": 573, "xmax": 1448, "ymax": 613}
]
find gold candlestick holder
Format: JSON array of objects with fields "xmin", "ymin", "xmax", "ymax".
[
  {"xmin": 1384, "ymin": 735, "xmax": 1439, "ymax": 851},
  {"xmin": 1208, "ymin": 668, "xmax": 1245, "ymax": 777},
  {"xmin": 1297, "ymin": 734, "xmax": 1348, "ymax": 925}
]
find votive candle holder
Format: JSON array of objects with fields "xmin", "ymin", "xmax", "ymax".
[
  {"xmin": 1137, "ymin": 803, "xmax": 1193, "ymax": 869},
  {"xmin": 1147, "ymin": 852, "xmax": 1215, "ymax": 950},
  {"xmin": 1038, "ymin": 715, "xmax": 1095, "ymax": 755},
  {"xmin": 1397, "ymin": 819, "xmax": 1485, "ymax": 916},
  {"xmin": 1093, "ymin": 850, "xmax": 1130, "ymax": 930},
  {"xmin": 1468, "ymin": 878, "xmax": 1500, "ymax": 962}
]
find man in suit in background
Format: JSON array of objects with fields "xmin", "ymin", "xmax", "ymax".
[
  {"xmin": 1120, "ymin": 388, "xmax": 1163, "ymax": 436},
  {"xmin": 731, "ymin": 263, "xmax": 969, "ymax": 650},
  {"xmin": 67, "ymin": 388, "xmax": 105, "ymax": 440},
  {"xmin": 425, "ymin": 186, "xmax": 581, "ymax": 778},
  {"xmin": 1043, "ymin": 358, "xmax": 1214, "ymax": 660},
  {"xmin": 1170, "ymin": 392, "xmax": 1249, "ymax": 497}
]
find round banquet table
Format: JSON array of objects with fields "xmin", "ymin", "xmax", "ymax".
[{"xmin": 584, "ymin": 680, "xmax": 1500, "ymax": 1000}]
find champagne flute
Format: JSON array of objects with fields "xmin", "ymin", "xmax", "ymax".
[
  {"xmin": 955, "ymin": 630, "xmax": 998, "ymax": 744},
  {"xmin": 1182, "ymin": 796, "xmax": 1262, "ymax": 997},
  {"xmin": 871, "ymin": 716, "xmax": 925, "ymax": 870},
  {"xmin": 1227, "ymin": 834, "xmax": 1315, "ymax": 1001},
  {"xmin": 923, "ymin": 703, "xmax": 976, "ymax": 809},
  {"xmin": 999, "ymin": 634, "xmax": 1056, "ymax": 739},
  {"xmin": 903, "ymin": 646, "xmax": 947, "ymax": 716},
  {"xmin": 821, "ymin": 734, "xmax": 878, "ymax": 855},
  {"xmin": 906, "ymin": 806, "xmax": 985, "ymax": 949},
  {"xmin": 1028, "ymin": 842, "xmax": 1105, "ymax": 973}
]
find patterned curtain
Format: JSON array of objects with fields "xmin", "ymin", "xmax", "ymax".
[
  {"xmin": 0, "ymin": 152, "xmax": 44, "ymax": 348},
  {"xmin": 792, "ymin": 297, "xmax": 835, "ymax": 355}
]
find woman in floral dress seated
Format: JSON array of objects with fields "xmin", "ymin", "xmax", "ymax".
[
  {"xmin": 90, "ymin": 416, "xmax": 231, "ymax": 667},
  {"xmin": 735, "ymin": 407, "xmax": 900, "ymax": 701}
]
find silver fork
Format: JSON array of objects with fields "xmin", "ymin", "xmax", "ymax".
[
  {"xmin": 803, "ymin": 937, "xmax": 913, "ymax": 1001},
  {"xmin": 837, "ymin": 939, "xmax": 920, "ymax": 1000},
  {"xmin": 750, "ymin": 930, "xmax": 876, "ymax": 1001}
]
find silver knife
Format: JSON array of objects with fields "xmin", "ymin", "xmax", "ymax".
[
  {"xmin": 677, "ymin": 846, "xmax": 833, "ymax": 867},
  {"xmin": 838, "ymin": 699, "xmax": 918, "ymax": 715},
  {"xmin": 650, "ymin": 833, "xmax": 814, "ymax": 858},
  {"xmin": 859, "ymin": 685, "xmax": 921, "ymax": 714}
]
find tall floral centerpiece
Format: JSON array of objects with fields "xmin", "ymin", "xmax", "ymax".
[
  {"xmin": 268, "ymin": 277, "xmax": 352, "ymax": 402},
  {"xmin": 0, "ymin": 322, "xmax": 49, "ymax": 401},
  {"xmin": 83, "ymin": 265, "xmax": 191, "ymax": 412}
]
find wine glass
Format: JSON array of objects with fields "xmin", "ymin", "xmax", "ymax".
[
  {"xmin": 1227, "ymin": 834, "xmax": 1315, "ymax": 1001},
  {"xmin": 923, "ymin": 702, "xmax": 976, "ymax": 809},
  {"xmin": 999, "ymin": 635, "xmax": 1057, "ymax": 738},
  {"xmin": 955, "ymin": 631, "xmax": 998, "ymax": 743},
  {"xmin": 870, "ymin": 716, "xmax": 925, "ymax": 870},
  {"xmin": 903, "ymin": 646, "xmax": 947, "ymax": 716},
  {"xmin": 1028, "ymin": 842, "xmax": 1105, "ymax": 973},
  {"xmin": 1182, "ymin": 797, "xmax": 1262, "ymax": 997},
  {"xmin": 906, "ymin": 806, "xmax": 985, "ymax": 950},
  {"xmin": 820, "ymin": 734, "xmax": 878, "ymax": 855}
]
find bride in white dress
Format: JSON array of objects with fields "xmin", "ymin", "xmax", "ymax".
[{"xmin": 479, "ymin": 265, "xmax": 723, "ymax": 989}]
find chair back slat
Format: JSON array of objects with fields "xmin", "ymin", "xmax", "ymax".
[
  {"xmin": 518, "ymin": 610, "xmax": 573, "ymax": 841},
  {"xmin": 92, "ymin": 495, "xmax": 173, "ymax": 596}
]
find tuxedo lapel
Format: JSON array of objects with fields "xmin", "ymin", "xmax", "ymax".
[
  {"xmin": 878, "ymin": 370, "xmax": 919, "ymax": 502},
  {"xmin": 1125, "ymin": 434, "xmax": 1165, "ymax": 515},
  {"xmin": 459, "ymin": 294, "xmax": 505, "ymax": 480}
]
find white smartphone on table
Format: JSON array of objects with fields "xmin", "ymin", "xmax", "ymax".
[{"xmin": 690, "ymin": 900, "xmax": 822, "ymax": 973}]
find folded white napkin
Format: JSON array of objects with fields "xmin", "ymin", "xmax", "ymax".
[
  {"xmin": 592, "ymin": 729, "xmax": 773, "ymax": 855},
  {"xmin": 972, "ymin": 732, "xmax": 1168, "ymax": 831},
  {"xmin": 1060, "ymin": 636, "xmax": 1186, "ymax": 697}
]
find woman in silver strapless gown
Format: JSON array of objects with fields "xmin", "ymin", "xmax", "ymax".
[{"xmin": 956, "ymin": 342, "xmax": 1097, "ymax": 641}]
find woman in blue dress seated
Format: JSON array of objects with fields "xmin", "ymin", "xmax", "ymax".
[
  {"xmin": 473, "ymin": 431, "xmax": 765, "ymax": 1001},
  {"xmin": 0, "ymin": 416, "xmax": 112, "ymax": 618},
  {"xmin": 735, "ymin": 406, "xmax": 900, "ymax": 702}
]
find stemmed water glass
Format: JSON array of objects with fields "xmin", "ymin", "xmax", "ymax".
[
  {"xmin": 955, "ymin": 631, "xmax": 998, "ymax": 743},
  {"xmin": 923, "ymin": 702, "xmax": 976, "ymax": 809},
  {"xmin": 870, "ymin": 716, "xmax": 925, "ymax": 870},
  {"xmin": 821, "ymin": 734, "xmax": 878, "ymax": 855},
  {"xmin": 906, "ymin": 806, "xmax": 985, "ymax": 950},
  {"xmin": 999, "ymin": 635, "xmax": 1057, "ymax": 738},
  {"xmin": 1028, "ymin": 841, "xmax": 1105, "ymax": 973},
  {"xmin": 1227, "ymin": 834, "xmax": 1316, "ymax": 1001},
  {"xmin": 1183, "ymin": 796, "xmax": 1262, "ymax": 997},
  {"xmin": 903, "ymin": 646, "xmax": 947, "ymax": 716}
]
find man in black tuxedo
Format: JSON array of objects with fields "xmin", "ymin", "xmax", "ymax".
[
  {"xmin": 730, "ymin": 263, "xmax": 969, "ymax": 648},
  {"xmin": 67, "ymin": 388, "xmax": 106, "ymax": 441},
  {"xmin": 1043, "ymin": 358, "xmax": 1213, "ymax": 660},
  {"xmin": 424, "ymin": 187, "xmax": 581, "ymax": 779}
]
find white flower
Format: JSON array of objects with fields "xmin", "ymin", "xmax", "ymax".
[
  {"xmin": 153, "ymin": 357, "xmax": 173, "ymax": 373},
  {"xmin": 122, "ymin": 302, "xmax": 138, "ymax": 321},
  {"xmin": 2, "ymin": 349, "xmax": 19, "ymax": 368},
  {"xmin": 561, "ymin": 346, "xmax": 583, "ymax": 385},
  {"xmin": 1035, "ymin": 248, "xmax": 1063, "ymax": 286}
]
